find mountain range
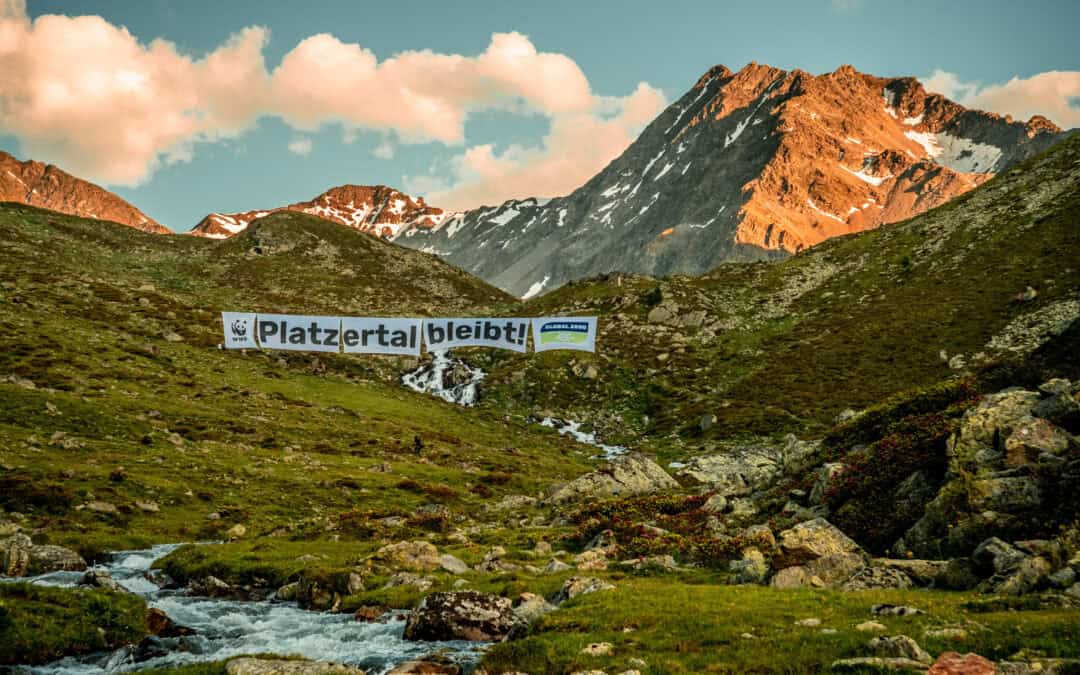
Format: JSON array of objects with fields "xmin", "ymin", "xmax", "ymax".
[{"xmin": 0, "ymin": 63, "xmax": 1070, "ymax": 299}]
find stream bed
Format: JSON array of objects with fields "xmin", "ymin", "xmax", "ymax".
[{"xmin": 8, "ymin": 544, "xmax": 484, "ymax": 674}]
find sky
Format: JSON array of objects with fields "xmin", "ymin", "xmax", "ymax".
[{"xmin": 1, "ymin": 0, "xmax": 1078, "ymax": 232}]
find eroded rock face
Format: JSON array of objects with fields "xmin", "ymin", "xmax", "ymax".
[
  {"xmin": 0, "ymin": 151, "xmax": 170, "ymax": 234},
  {"xmin": 676, "ymin": 436, "xmax": 821, "ymax": 498},
  {"xmin": 403, "ymin": 591, "xmax": 516, "ymax": 642},
  {"xmin": 547, "ymin": 453, "xmax": 677, "ymax": 504}
]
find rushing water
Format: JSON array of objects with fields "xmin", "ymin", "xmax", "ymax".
[
  {"xmin": 537, "ymin": 417, "xmax": 628, "ymax": 461},
  {"xmin": 401, "ymin": 351, "xmax": 485, "ymax": 406},
  {"xmin": 8, "ymin": 544, "xmax": 484, "ymax": 675}
]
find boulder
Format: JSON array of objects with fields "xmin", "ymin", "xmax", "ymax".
[
  {"xmin": 971, "ymin": 537, "xmax": 1027, "ymax": 577},
  {"xmin": 774, "ymin": 518, "xmax": 862, "ymax": 569},
  {"xmin": 547, "ymin": 453, "xmax": 677, "ymax": 504},
  {"xmin": 226, "ymin": 658, "xmax": 365, "ymax": 675},
  {"xmin": 373, "ymin": 541, "xmax": 441, "ymax": 572},
  {"xmin": 868, "ymin": 635, "xmax": 932, "ymax": 664},
  {"xmin": 438, "ymin": 554, "xmax": 470, "ymax": 575},
  {"xmin": 927, "ymin": 652, "xmax": 995, "ymax": 675},
  {"xmin": 872, "ymin": 604, "xmax": 924, "ymax": 616},
  {"xmin": 675, "ymin": 444, "xmax": 783, "ymax": 497},
  {"xmin": 989, "ymin": 556, "xmax": 1052, "ymax": 595},
  {"xmin": 809, "ymin": 463, "xmax": 846, "ymax": 506},
  {"xmin": 832, "ymin": 657, "xmax": 931, "ymax": 671},
  {"xmin": 950, "ymin": 389, "xmax": 1040, "ymax": 472},
  {"xmin": 872, "ymin": 559, "xmax": 949, "ymax": 587},
  {"xmin": 1, "ymin": 533, "xmax": 32, "ymax": 576},
  {"xmin": 551, "ymin": 576, "xmax": 615, "ymax": 604},
  {"xmin": 512, "ymin": 592, "xmax": 557, "ymax": 625},
  {"xmin": 770, "ymin": 552, "xmax": 864, "ymax": 589},
  {"xmin": 403, "ymin": 592, "xmax": 516, "ymax": 642},
  {"xmin": 543, "ymin": 559, "xmax": 573, "ymax": 574},
  {"xmin": 28, "ymin": 543, "xmax": 86, "ymax": 575},
  {"xmin": 1003, "ymin": 417, "xmax": 1071, "ymax": 466},
  {"xmin": 729, "ymin": 548, "xmax": 768, "ymax": 585},
  {"xmin": 1032, "ymin": 391, "xmax": 1080, "ymax": 433},
  {"xmin": 146, "ymin": 607, "xmax": 195, "ymax": 637},
  {"xmin": 82, "ymin": 569, "xmax": 125, "ymax": 592},
  {"xmin": 841, "ymin": 567, "xmax": 914, "ymax": 591}
]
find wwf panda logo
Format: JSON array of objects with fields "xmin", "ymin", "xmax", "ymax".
[{"xmin": 230, "ymin": 319, "xmax": 248, "ymax": 338}]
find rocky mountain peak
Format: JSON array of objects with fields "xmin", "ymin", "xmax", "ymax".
[
  {"xmin": 0, "ymin": 151, "xmax": 169, "ymax": 234},
  {"xmin": 189, "ymin": 183, "xmax": 448, "ymax": 239},
  {"xmin": 395, "ymin": 62, "xmax": 1066, "ymax": 297}
]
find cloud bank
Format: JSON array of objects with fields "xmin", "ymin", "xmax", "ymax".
[
  {"xmin": 922, "ymin": 69, "xmax": 1080, "ymax": 129},
  {"xmin": 0, "ymin": 3, "xmax": 665, "ymax": 208}
]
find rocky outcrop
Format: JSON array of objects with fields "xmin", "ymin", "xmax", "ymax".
[
  {"xmin": 403, "ymin": 591, "xmax": 516, "ymax": 642},
  {"xmin": 1, "ymin": 151, "xmax": 169, "ymax": 234},
  {"xmin": 770, "ymin": 519, "xmax": 865, "ymax": 588},
  {"xmin": 547, "ymin": 453, "xmax": 677, "ymax": 504},
  {"xmin": 675, "ymin": 436, "xmax": 820, "ymax": 498},
  {"xmin": 551, "ymin": 576, "xmax": 616, "ymax": 604},
  {"xmin": 898, "ymin": 381, "xmax": 1079, "ymax": 560}
]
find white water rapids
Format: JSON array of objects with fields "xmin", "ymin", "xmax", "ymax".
[{"xmin": 7, "ymin": 544, "xmax": 484, "ymax": 674}]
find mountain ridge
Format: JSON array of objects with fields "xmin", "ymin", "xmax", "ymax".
[
  {"xmin": 0, "ymin": 150, "xmax": 170, "ymax": 235},
  {"xmin": 395, "ymin": 62, "xmax": 1066, "ymax": 296}
]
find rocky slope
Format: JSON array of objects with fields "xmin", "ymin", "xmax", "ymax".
[
  {"xmin": 0, "ymin": 151, "xmax": 170, "ymax": 234},
  {"xmin": 395, "ymin": 63, "xmax": 1066, "ymax": 297},
  {"xmin": 189, "ymin": 184, "xmax": 448, "ymax": 239}
]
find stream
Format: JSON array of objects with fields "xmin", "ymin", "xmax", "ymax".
[
  {"xmin": 8, "ymin": 544, "xmax": 484, "ymax": 674},
  {"xmin": 401, "ymin": 352, "xmax": 628, "ymax": 460}
]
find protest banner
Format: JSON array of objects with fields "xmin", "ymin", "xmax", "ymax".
[
  {"xmin": 341, "ymin": 317, "xmax": 423, "ymax": 356},
  {"xmin": 532, "ymin": 317, "xmax": 598, "ymax": 352}
]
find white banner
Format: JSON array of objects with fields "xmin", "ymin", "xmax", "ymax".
[
  {"xmin": 424, "ymin": 317, "xmax": 530, "ymax": 353},
  {"xmin": 221, "ymin": 312, "xmax": 258, "ymax": 350},
  {"xmin": 256, "ymin": 314, "xmax": 341, "ymax": 353},
  {"xmin": 341, "ymin": 317, "xmax": 422, "ymax": 356},
  {"xmin": 532, "ymin": 317, "xmax": 598, "ymax": 352}
]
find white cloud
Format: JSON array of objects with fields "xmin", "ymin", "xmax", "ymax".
[
  {"xmin": 411, "ymin": 82, "xmax": 666, "ymax": 210},
  {"xmin": 922, "ymin": 69, "xmax": 1080, "ymax": 129},
  {"xmin": 287, "ymin": 137, "xmax": 312, "ymax": 156},
  {"xmin": 0, "ymin": 3, "xmax": 664, "ymax": 206}
]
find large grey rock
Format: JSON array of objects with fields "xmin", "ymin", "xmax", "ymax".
[
  {"xmin": 868, "ymin": 635, "xmax": 932, "ymax": 664},
  {"xmin": 729, "ymin": 548, "xmax": 768, "ymax": 585},
  {"xmin": 989, "ymin": 556, "xmax": 1052, "ymax": 595},
  {"xmin": 547, "ymin": 453, "xmax": 676, "ymax": 504},
  {"xmin": 373, "ymin": 541, "xmax": 441, "ymax": 572},
  {"xmin": 1032, "ymin": 390, "xmax": 1080, "ymax": 433},
  {"xmin": 676, "ymin": 436, "xmax": 820, "ymax": 498},
  {"xmin": 1004, "ymin": 417, "xmax": 1071, "ymax": 466},
  {"xmin": 770, "ymin": 552, "xmax": 864, "ymax": 589},
  {"xmin": 551, "ymin": 576, "xmax": 615, "ymax": 604},
  {"xmin": 972, "ymin": 537, "xmax": 1027, "ymax": 577},
  {"xmin": 28, "ymin": 544, "xmax": 87, "ymax": 575},
  {"xmin": 403, "ymin": 591, "xmax": 515, "ymax": 642},
  {"xmin": 871, "ymin": 559, "xmax": 949, "ymax": 587},
  {"xmin": 774, "ymin": 518, "xmax": 862, "ymax": 569},
  {"xmin": 226, "ymin": 658, "xmax": 364, "ymax": 675}
]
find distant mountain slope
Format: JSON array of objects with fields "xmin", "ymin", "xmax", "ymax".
[
  {"xmin": 189, "ymin": 185, "xmax": 448, "ymax": 240},
  {"xmin": 396, "ymin": 63, "xmax": 1065, "ymax": 297},
  {"xmin": 0, "ymin": 151, "xmax": 170, "ymax": 234},
  {"xmin": 0, "ymin": 205, "xmax": 512, "ymax": 318}
]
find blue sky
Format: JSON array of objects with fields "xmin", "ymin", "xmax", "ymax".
[{"xmin": 1, "ymin": 0, "xmax": 1077, "ymax": 231}]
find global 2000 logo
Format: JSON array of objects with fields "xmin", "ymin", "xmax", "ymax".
[
  {"xmin": 231, "ymin": 319, "xmax": 249, "ymax": 341},
  {"xmin": 539, "ymin": 320, "xmax": 588, "ymax": 345}
]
